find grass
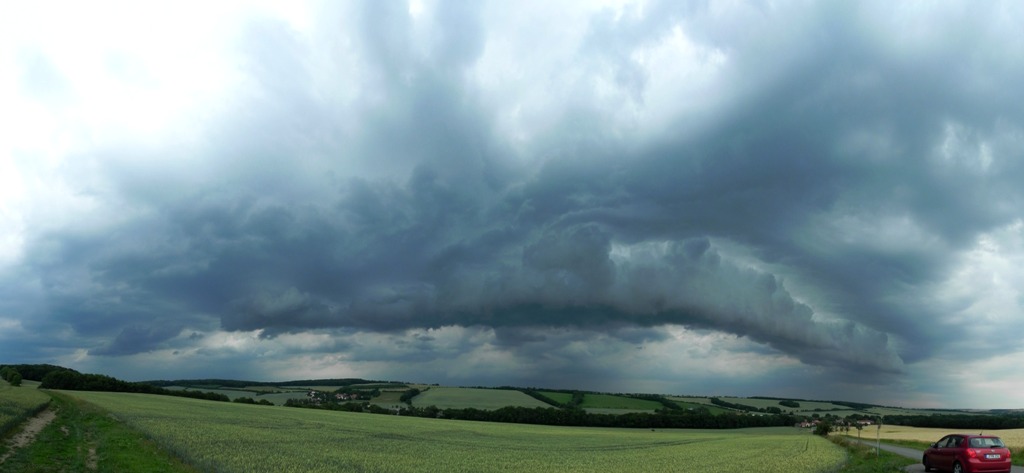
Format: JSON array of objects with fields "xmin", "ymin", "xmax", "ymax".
[
  {"xmin": 853, "ymin": 425, "xmax": 1024, "ymax": 467},
  {"xmin": 829, "ymin": 436, "xmax": 917, "ymax": 472},
  {"xmin": 669, "ymin": 399, "xmax": 733, "ymax": 415},
  {"xmin": 369, "ymin": 390, "xmax": 405, "ymax": 406},
  {"xmin": 63, "ymin": 391, "xmax": 847, "ymax": 473},
  {"xmin": 166, "ymin": 385, "xmax": 308, "ymax": 405},
  {"xmin": 1, "ymin": 391, "xmax": 196, "ymax": 472},
  {"xmin": 718, "ymin": 397, "xmax": 855, "ymax": 413},
  {"xmin": 579, "ymin": 393, "xmax": 662, "ymax": 410},
  {"xmin": 0, "ymin": 379, "xmax": 51, "ymax": 439},
  {"xmin": 410, "ymin": 387, "xmax": 551, "ymax": 410},
  {"xmin": 538, "ymin": 391, "xmax": 574, "ymax": 405}
]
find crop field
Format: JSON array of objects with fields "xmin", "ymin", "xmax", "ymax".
[
  {"xmin": 670, "ymin": 396, "xmax": 716, "ymax": 405},
  {"xmin": 166, "ymin": 386, "xmax": 306, "ymax": 405},
  {"xmin": 863, "ymin": 424, "xmax": 1024, "ymax": 450},
  {"xmin": 242, "ymin": 385, "xmax": 304, "ymax": 393},
  {"xmin": 717, "ymin": 397, "xmax": 855, "ymax": 413},
  {"xmin": 580, "ymin": 393, "xmax": 662, "ymax": 411},
  {"xmin": 63, "ymin": 391, "xmax": 847, "ymax": 472},
  {"xmin": 0, "ymin": 380, "xmax": 51, "ymax": 437},
  {"xmin": 667, "ymin": 399, "xmax": 732, "ymax": 415},
  {"xmin": 538, "ymin": 391, "xmax": 573, "ymax": 405},
  {"xmin": 410, "ymin": 387, "xmax": 551, "ymax": 410},
  {"xmin": 369, "ymin": 390, "xmax": 405, "ymax": 406},
  {"xmin": 861, "ymin": 406, "xmax": 979, "ymax": 416},
  {"xmin": 252, "ymin": 391, "xmax": 309, "ymax": 405}
]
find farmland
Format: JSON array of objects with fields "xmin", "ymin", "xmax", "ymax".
[
  {"xmin": 411, "ymin": 387, "xmax": 551, "ymax": 410},
  {"xmin": 60, "ymin": 391, "xmax": 847, "ymax": 473},
  {"xmin": 860, "ymin": 424, "xmax": 1024, "ymax": 451},
  {"xmin": 667, "ymin": 397, "xmax": 733, "ymax": 415},
  {"xmin": 538, "ymin": 391, "xmax": 574, "ymax": 405},
  {"xmin": 0, "ymin": 379, "xmax": 50, "ymax": 438},
  {"xmin": 164, "ymin": 385, "xmax": 308, "ymax": 406},
  {"xmin": 580, "ymin": 393, "xmax": 662, "ymax": 411}
]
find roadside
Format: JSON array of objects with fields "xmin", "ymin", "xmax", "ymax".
[{"xmin": 850, "ymin": 438, "xmax": 1024, "ymax": 473}]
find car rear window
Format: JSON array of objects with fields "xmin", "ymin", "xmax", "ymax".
[{"xmin": 969, "ymin": 437, "xmax": 1005, "ymax": 448}]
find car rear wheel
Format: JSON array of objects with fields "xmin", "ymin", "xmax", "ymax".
[{"xmin": 952, "ymin": 462, "xmax": 964, "ymax": 473}]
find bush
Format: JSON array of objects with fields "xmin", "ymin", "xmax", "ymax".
[{"xmin": 1, "ymin": 366, "xmax": 23, "ymax": 386}]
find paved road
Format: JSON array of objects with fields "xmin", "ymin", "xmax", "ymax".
[{"xmin": 852, "ymin": 439, "xmax": 1023, "ymax": 472}]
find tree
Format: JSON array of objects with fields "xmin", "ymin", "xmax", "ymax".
[
  {"xmin": 814, "ymin": 421, "xmax": 833, "ymax": 437},
  {"xmin": 2, "ymin": 367, "xmax": 23, "ymax": 386}
]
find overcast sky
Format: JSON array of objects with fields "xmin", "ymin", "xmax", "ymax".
[{"xmin": 2, "ymin": 0, "xmax": 1023, "ymax": 409}]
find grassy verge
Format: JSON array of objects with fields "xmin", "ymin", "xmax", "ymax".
[
  {"xmin": 830, "ymin": 436, "xmax": 917, "ymax": 472},
  {"xmin": 1, "ymin": 391, "xmax": 196, "ymax": 472},
  {"xmin": 848, "ymin": 436, "xmax": 1023, "ymax": 467}
]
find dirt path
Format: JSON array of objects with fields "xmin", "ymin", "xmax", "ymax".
[{"xmin": 0, "ymin": 408, "xmax": 57, "ymax": 465}]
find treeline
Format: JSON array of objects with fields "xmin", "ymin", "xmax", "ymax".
[
  {"xmin": 1, "ymin": 364, "xmax": 67, "ymax": 384},
  {"xmin": 5, "ymin": 364, "xmax": 234, "ymax": 403},
  {"xmin": 886, "ymin": 414, "xmax": 1024, "ymax": 430},
  {"xmin": 400, "ymin": 387, "xmax": 422, "ymax": 404},
  {"xmin": 750, "ymin": 396, "xmax": 878, "ymax": 411},
  {"xmin": 0, "ymin": 366, "xmax": 23, "ymax": 386},
  {"xmin": 284, "ymin": 401, "xmax": 800, "ymax": 429},
  {"xmin": 145, "ymin": 378, "xmax": 403, "ymax": 389},
  {"xmin": 494, "ymin": 386, "xmax": 585, "ymax": 408},
  {"xmin": 517, "ymin": 388, "xmax": 680, "ymax": 411},
  {"xmin": 626, "ymin": 393, "xmax": 684, "ymax": 411},
  {"xmin": 710, "ymin": 397, "xmax": 784, "ymax": 414},
  {"xmin": 521, "ymin": 389, "xmax": 564, "ymax": 407},
  {"xmin": 232, "ymin": 397, "xmax": 274, "ymax": 406},
  {"xmin": 40, "ymin": 369, "xmax": 234, "ymax": 402}
]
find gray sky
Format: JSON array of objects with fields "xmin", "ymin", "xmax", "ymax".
[{"xmin": 2, "ymin": 0, "xmax": 1023, "ymax": 409}]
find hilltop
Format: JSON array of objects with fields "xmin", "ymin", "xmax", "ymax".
[{"xmin": 4, "ymin": 363, "xmax": 1023, "ymax": 430}]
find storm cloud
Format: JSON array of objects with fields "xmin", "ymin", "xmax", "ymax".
[{"xmin": 2, "ymin": 0, "xmax": 1024, "ymax": 407}]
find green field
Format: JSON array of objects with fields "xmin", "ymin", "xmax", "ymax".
[
  {"xmin": 411, "ymin": 387, "xmax": 551, "ymax": 410},
  {"xmin": 715, "ymin": 397, "xmax": 854, "ymax": 413},
  {"xmin": 0, "ymin": 379, "xmax": 51, "ymax": 438},
  {"xmin": 579, "ymin": 393, "xmax": 662, "ymax": 411},
  {"xmin": 242, "ymin": 385, "xmax": 304, "ymax": 393},
  {"xmin": 538, "ymin": 391, "xmax": 574, "ymax": 405},
  {"xmin": 667, "ymin": 398, "xmax": 733, "ymax": 415},
  {"xmin": 369, "ymin": 390, "xmax": 405, "ymax": 406},
  {"xmin": 61, "ymin": 391, "xmax": 848, "ymax": 473},
  {"xmin": 165, "ymin": 386, "xmax": 307, "ymax": 406},
  {"xmin": 1, "ymin": 391, "xmax": 196, "ymax": 472}
]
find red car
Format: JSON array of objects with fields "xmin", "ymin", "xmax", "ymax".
[{"xmin": 922, "ymin": 434, "xmax": 1012, "ymax": 473}]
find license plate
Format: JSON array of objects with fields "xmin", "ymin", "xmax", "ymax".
[{"xmin": 985, "ymin": 454, "xmax": 1000, "ymax": 459}]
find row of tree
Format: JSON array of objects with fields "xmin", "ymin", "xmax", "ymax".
[
  {"xmin": 144, "ymin": 377, "xmax": 402, "ymax": 389},
  {"xmin": 399, "ymin": 387, "xmax": 422, "ymax": 404},
  {"xmin": 885, "ymin": 413, "xmax": 1024, "ymax": 430},
  {"xmin": 710, "ymin": 397, "xmax": 784, "ymax": 414},
  {"xmin": 39, "ymin": 369, "xmax": 235, "ymax": 402},
  {"xmin": 4, "ymin": 365, "xmax": 235, "ymax": 403},
  {"xmin": 284, "ymin": 399, "xmax": 804, "ymax": 429}
]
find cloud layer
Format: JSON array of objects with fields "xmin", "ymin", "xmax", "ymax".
[{"xmin": 3, "ymin": 0, "xmax": 1024, "ymax": 407}]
